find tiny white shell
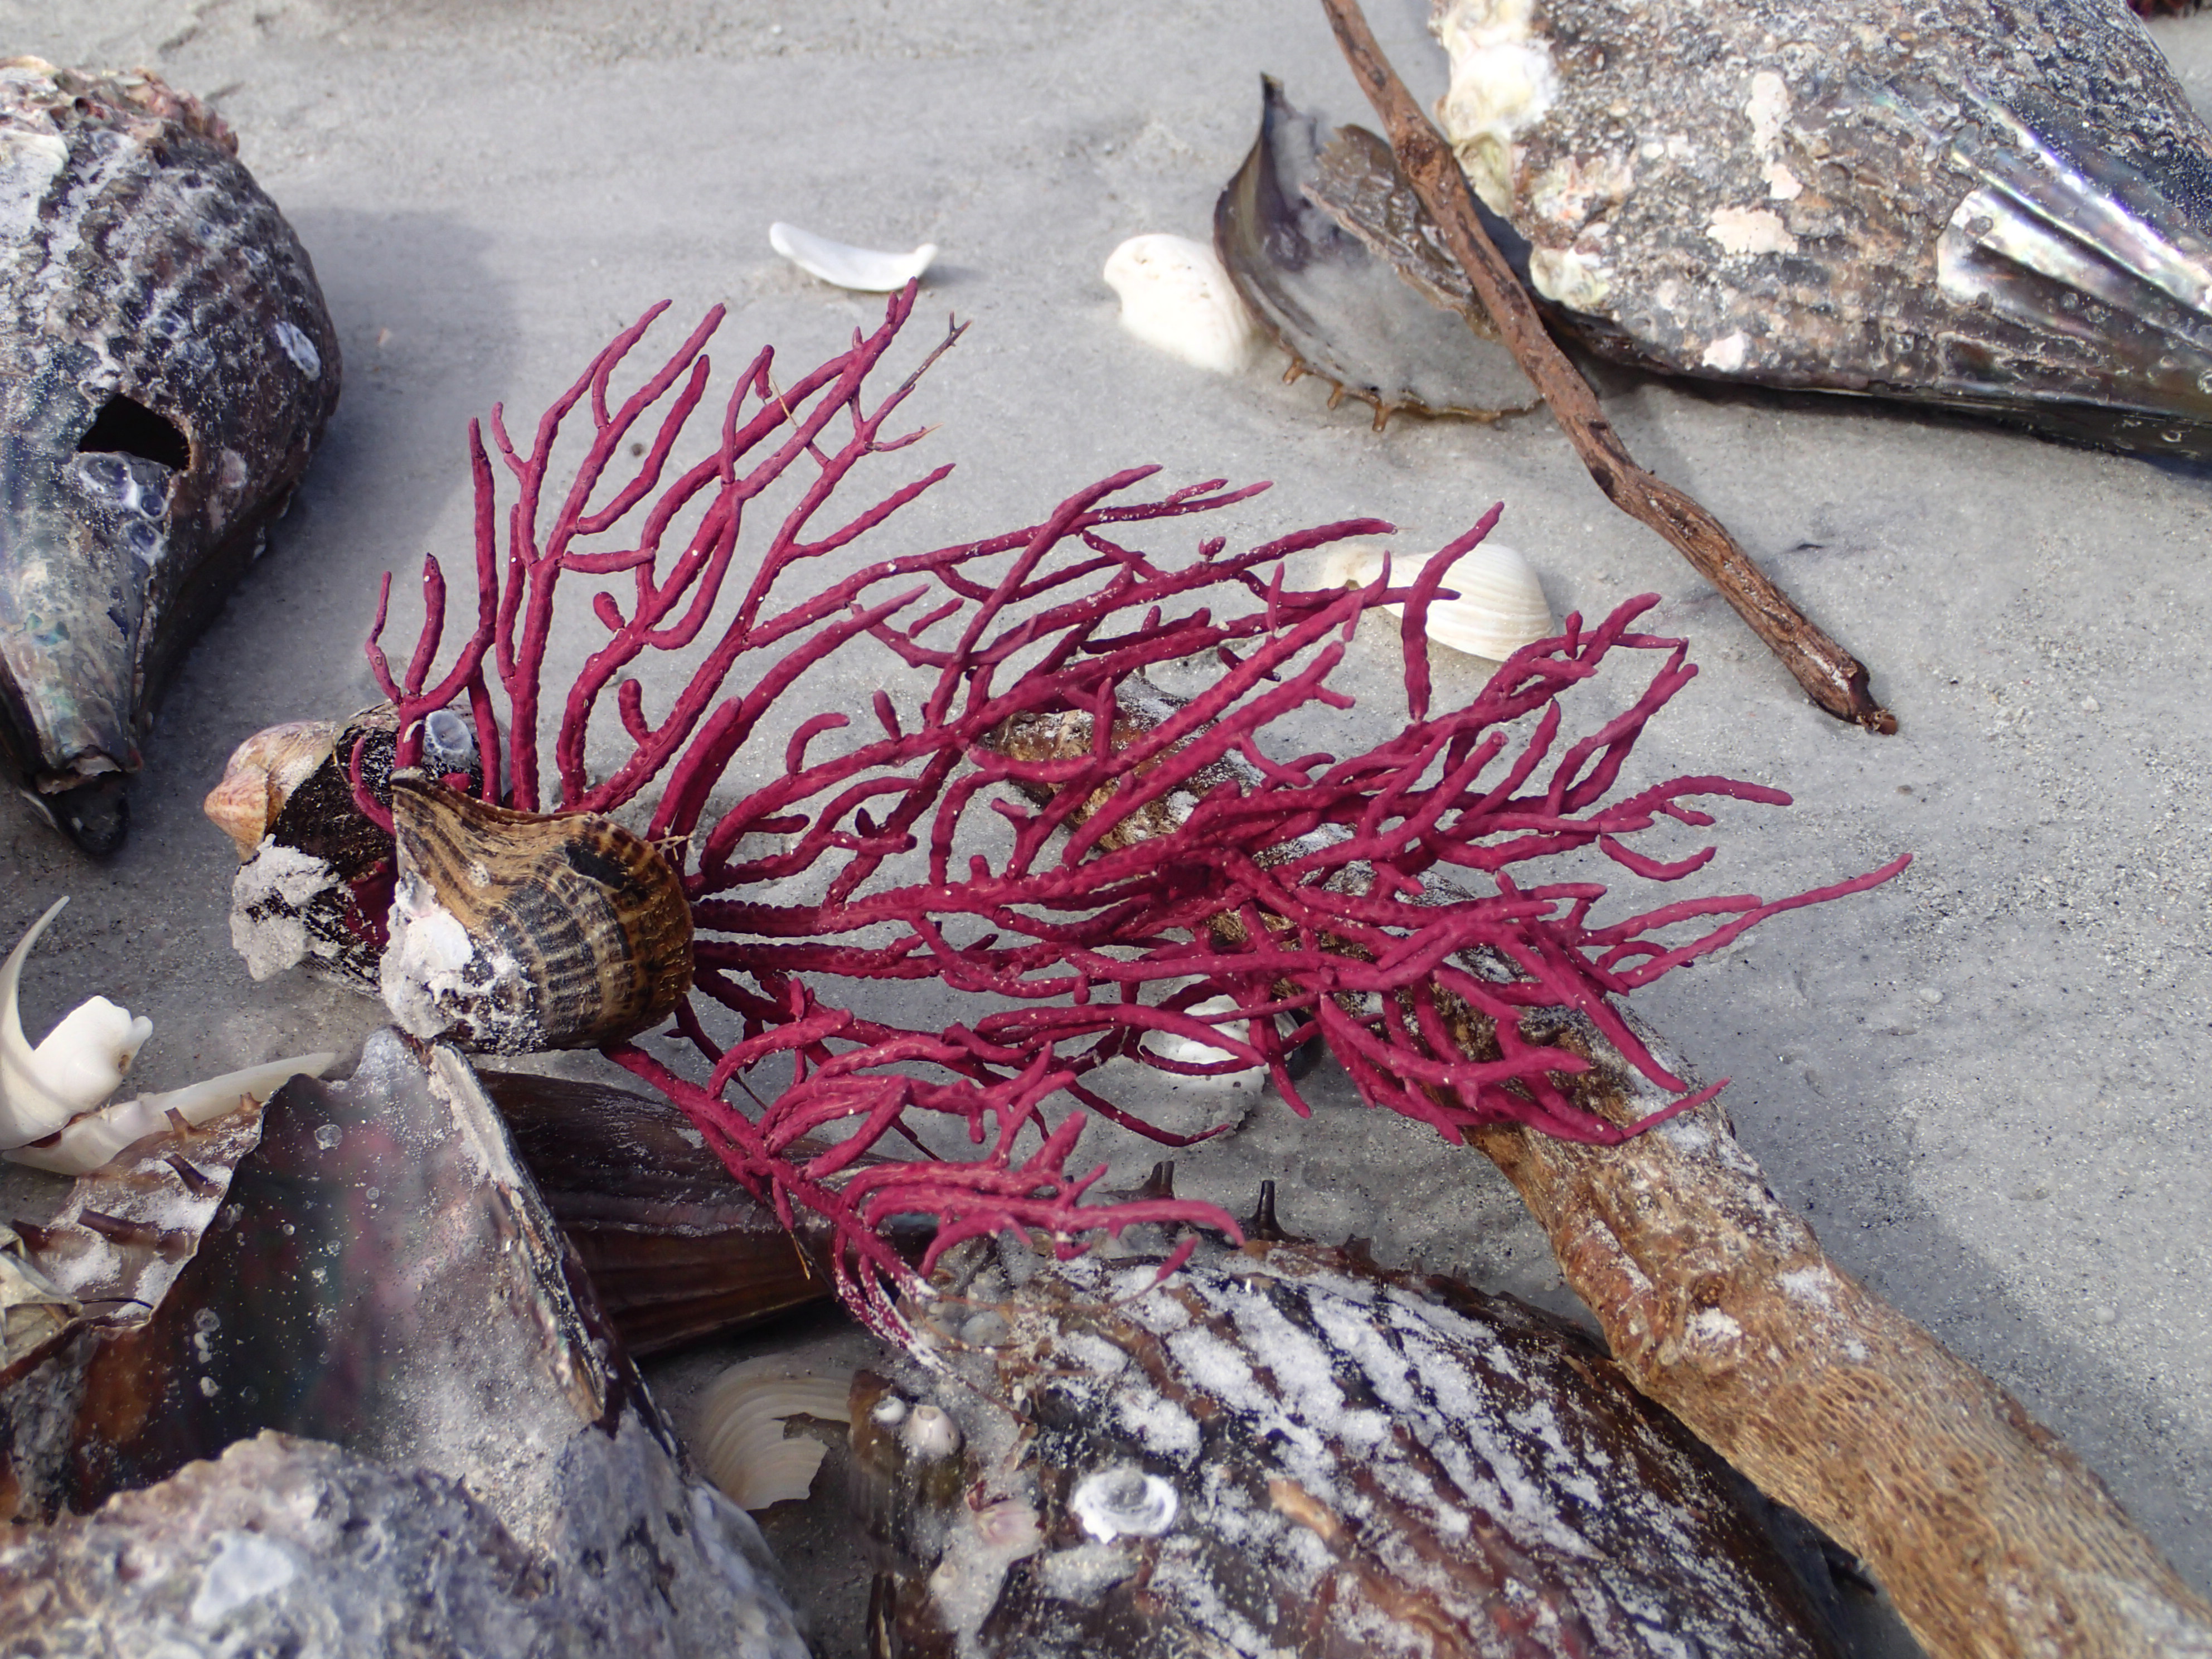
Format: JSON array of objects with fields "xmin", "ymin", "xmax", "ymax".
[
  {"xmin": 695, "ymin": 1358, "xmax": 854, "ymax": 1512},
  {"xmin": 1318, "ymin": 540, "xmax": 1556, "ymax": 663},
  {"xmin": 901, "ymin": 1403, "xmax": 962, "ymax": 1461},
  {"xmin": 769, "ymin": 222, "xmax": 937, "ymax": 292},
  {"xmin": 1102, "ymin": 234, "xmax": 1263, "ymax": 374}
]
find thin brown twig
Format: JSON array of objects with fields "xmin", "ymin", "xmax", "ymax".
[{"xmin": 1317, "ymin": 0, "xmax": 1897, "ymax": 735}]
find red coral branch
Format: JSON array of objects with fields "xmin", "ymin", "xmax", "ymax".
[{"xmin": 363, "ymin": 292, "xmax": 1904, "ymax": 1333}]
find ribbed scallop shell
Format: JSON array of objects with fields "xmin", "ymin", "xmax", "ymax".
[
  {"xmin": 381, "ymin": 774, "xmax": 692, "ymax": 1054},
  {"xmin": 1321, "ymin": 540, "xmax": 1556, "ymax": 662}
]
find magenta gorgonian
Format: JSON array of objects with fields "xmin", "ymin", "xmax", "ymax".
[{"xmin": 361, "ymin": 288, "xmax": 1905, "ymax": 1328}]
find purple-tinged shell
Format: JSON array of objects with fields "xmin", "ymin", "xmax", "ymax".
[
  {"xmin": 0, "ymin": 61, "xmax": 339, "ymax": 851},
  {"xmin": 855, "ymin": 1235, "xmax": 1842, "ymax": 1658}
]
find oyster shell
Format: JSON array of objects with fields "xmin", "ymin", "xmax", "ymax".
[
  {"xmin": 856, "ymin": 1235, "xmax": 1842, "ymax": 1658},
  {"xmin": 1215, "ymin": 77, "xmax": 1539, "ymax": 428},
  {"xmin": 0, "ymin": 62, "xmax": 339, "ymax": 851},
  {"xmin": 381, "ymin": 774, "xmax": 694, "ymax": 1054},
  {"xmin": 1424, "ymin": 0, "xmax": 2212, "ymax": 458}
]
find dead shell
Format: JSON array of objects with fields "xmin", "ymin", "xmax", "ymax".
[
  {"xmin": 695, "ymin": 1359, "xmax": 853, "ymax": 1512},
  {"xmin": 856, "ymin": 1235, "xmax": 1842, "ymax": 1658},
  {"xmin": 381, "ymin": 773, "xmax": 693, "ymax": 1054},
  {"xmin": 202, "ymin": 719, "xmax": 340, "ymax": 858},
  {"xmin": 1101, "ymin": 235, "xmax": 1263, "ymax": 374},
  {"xmin": 1321, "ymin": 539, "xmax": 1556, "ymax": 662}
]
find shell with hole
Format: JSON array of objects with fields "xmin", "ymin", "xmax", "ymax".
[
  {"xmin": 1102, "ymin": 234, "xmax": 1264, "ymax": 374},
  {"xmin": 380, "ymin": 773, "xmax": 693, "ymax": 1054},
  {"xmin": 1319, "ymin": 540, "xmax": 1555, "ymax": 663}
]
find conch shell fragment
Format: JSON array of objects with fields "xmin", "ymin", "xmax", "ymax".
[{"xmin": 0, "ymin": 897, "xmax": 150, "ymax": 1149}]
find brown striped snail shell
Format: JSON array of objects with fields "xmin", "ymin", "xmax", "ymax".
[{"xmin": 380, "ymin": 773, "xmax": 693, "ymax": 1054}]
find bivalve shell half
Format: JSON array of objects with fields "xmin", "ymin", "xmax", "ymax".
[
  {"xmin": 1321, "ymin": 539, "xmax": 1556, "ymax": 663},
  {"xmin": 381, "ymin": 774, "xmax": 693, "ymax": 1054}
]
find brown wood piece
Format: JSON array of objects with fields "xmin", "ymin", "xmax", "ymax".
[
  {"xmin": 987, "ymin": 700, "xmax": 2212, "ymax": 1658},
  {"xmin": 1317, "ymin": 0, "xmax": 1895, "ymax": 735}
]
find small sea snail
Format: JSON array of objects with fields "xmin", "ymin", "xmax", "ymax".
[{"xmin": 380, "ymin": 772, "xmax": 693, "ymax": 1054}]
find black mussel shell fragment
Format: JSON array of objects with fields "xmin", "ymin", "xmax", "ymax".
[
  {"xmin": 1215, "ymin": 77, "xmax": 1539, "ymax": 429},
  {"xmin": 0, "ymin": 64, "xmax": 342, "ymax": 850},
  {"xmin": 483, "ymin": 1070, "xmax": 848, "ymax": 1357},
  {"xmin": 8, "ymin": 1029, "xmax": 811, "ymax": 1653},
  {"xmin": 857, "ymin": 1235, "xmax": 1844, "ymax": 1658}
]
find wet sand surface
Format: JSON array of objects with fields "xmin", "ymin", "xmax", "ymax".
[{"xmin": 1, "ymin": 3, "xmax": 2209, "ymax": 1653}]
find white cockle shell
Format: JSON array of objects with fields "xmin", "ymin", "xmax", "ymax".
[
  {"xmin": 0, "ymin": 898, "xmax": 151, "ymax": 1149},
  {"xmin": 695, "ymin": 1358, "xmax": 854, "ymax": 1512},
  {"xmin": 1102, "ymin": 234, "xmax": 1263, "ymax": 374},
  {"xmin": 769, "ymin": 222, "xmax": 937, "ymax": 292},
  {"xmin": 1320, "ymin": 540, "xmax": 1556, "ymax": 663}
]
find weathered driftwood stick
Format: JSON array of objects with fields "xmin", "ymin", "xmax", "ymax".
[
  {"xmin": 1317, "ymin": 0, "xmax": 1896, "ymax": 735},
  {"xmin": 988, "ymin": 697, "xmax": 2212, "ymax": 1659}
]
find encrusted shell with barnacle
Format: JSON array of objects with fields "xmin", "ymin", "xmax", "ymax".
[
  {"xmin": 856, "ymin": 1231, "xmax": 1844, "ymax": 1658},
  {"xmin": 379, "ymin": 773, "xmax": 693, "ymax": 1055}
]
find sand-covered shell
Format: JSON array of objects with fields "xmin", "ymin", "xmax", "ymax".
[
  {"xmin": 1321, "ymin": 540, "xmax": 1556, "ymax": 662},
  {"xmin": 0, "ymin": 62, "xmax": 339, "ymax": 851},
  {"xmin": 381, "ymin": 773, "xmax": 693, "ymax": 1054},
  {"xmin": 856, "ymin": 1234, "xmax": 1841, "ymax": 1658},
  {"xmin": 1102, "ymin": 234, "xmax": 1264, "ymax": 373}
]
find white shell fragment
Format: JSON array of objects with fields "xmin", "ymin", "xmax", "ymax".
[
  {"xmin": 0, "ymin": 898, "xmax": 151, "ymax": 1149},
  {"xmin": 1102, "ymin": 234, "xmax": 1263, "ymax": 374},
  {"xmin": 696, "ymin": 1359, "xmax": 855, "ymax": 1512},
  {"xmin": 4, "ymin": 1052, "xmax": 338, "ymax": 1175},
  {"xmin": 1319, "ymin": 540, "xmax": 1556, "ymax": 663},
  {"xmin": 769, "ymin": 222, "xmax": 937, "ymax": 292}
]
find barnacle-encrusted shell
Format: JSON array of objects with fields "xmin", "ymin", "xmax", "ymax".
[
  {"xmin": 381, "ymin": 774, "xmax": 692, "ymax": 1054},
  {"xmin": 1101, "ymin": 234, "xmax": 1263, "ymax": 374},
  {"xmin": 202, "ymin": 718, "xmax": 340, "ymax": 858},
  {"xmin": 1321, "ymin": 540, "xmax": 1555, "ymax": 662}
]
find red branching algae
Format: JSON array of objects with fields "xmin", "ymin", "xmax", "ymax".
[{"xmin": 365, "ymin": 290, "xmax": 1906, "ymax": 1330}]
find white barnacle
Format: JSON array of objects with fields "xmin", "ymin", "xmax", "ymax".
[
  {"xmin": 1070, "ymin": 1464, "xmax": 1180, "ymax": 1541},
  {"xmin": 0, "ymin": 898, "xmax": 151, "ymax": 1150}
]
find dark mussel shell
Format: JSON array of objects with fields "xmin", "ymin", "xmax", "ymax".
[
  {"xmin": 1215, "ymin": 77, "xmax": 1538, "ymax": 429},
  {"xmin": 482, "ymin": 1070, "xmax": 840, "ymax": 1358},
  {"xmin": 14, "ymin": 1027, "xmax": 812, "ymax": 1655},
  {"xmin": 856, "ymin": 1235, "xmax": 1842, "ymax": 1658}
]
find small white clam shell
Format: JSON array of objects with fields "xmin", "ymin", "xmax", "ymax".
[
  {"xmin": 1320, "ymin": 540, "xmax": 1556, "ymax": 663},
  {"xmin": 695, "ymin": 1358, "xmax": 854, "ymax": 1512},
  {"xmin": 769, "ymin": 222, "xmax": 937, "ymax": 292},
  {"xmin": 1103, "ymin": 234, "xmax": 1263, "ymax": 374}
]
